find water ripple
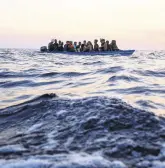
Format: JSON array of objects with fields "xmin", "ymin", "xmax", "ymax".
[
  {"xmin": 1, "ymin": 48, "xmax": 165, "ymax": 167},
  {"xmin": 0, "ymin": 49, "xmax": 165, "ymax": 115}
]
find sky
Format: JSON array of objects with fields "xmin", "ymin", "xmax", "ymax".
[{"xmin": 0, "ymin": 0, "xmax": 165, "ymax": 49}]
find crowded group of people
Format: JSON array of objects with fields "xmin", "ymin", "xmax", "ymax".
[{"xmin": 41, "ymin": 39, "xmax": 119, "ymax": 52}]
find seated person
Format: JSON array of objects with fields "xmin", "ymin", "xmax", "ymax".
[
  {"xmin": 58, "ymin": 41, "xmax": 64, "ymax": 51},
  {"xmin": 110, "ymin": 40, "xmax": 119, "ymax": 51},
  {"xmin": 64, "ymin": 41, "xmax": 69, "ymax": 51},
  {"xmin": 86, "ymin": 41, "xmax": 93, "ymax": 52},
  {"xmin": 104, "ymin": 40, "xmax": 111, "ymax": 51},
  {"xmin": 74, "ymin": 42, "xmax": 78, "ymax": 52},
  {"xmin": 94, "ymin": 39, "xmax": 99, "ymax": 51},
  {"xmin": 40, "ymin": 46, "xmax": 47, "ymax": 52},
  {"xmin": 81, "ymin": 40, "xmax": 87, "ymax": 52},
  {"xmin": 100, "ymin": 39, "xmax": 105, "ymax": 51},
  {"xmin": 76, "ymin": 42, "xmax": 81, "ymax": 52},
  {"xmin": 68, "ymin": 41, "xmax": 75, "ymax": 52},
  {"xmin": 53, "ymin": 39, "xmax": 58, "ymax": 51},
  {"xmin": 48, "ymin": 39, "xmax": 55, "ymax": 52}
]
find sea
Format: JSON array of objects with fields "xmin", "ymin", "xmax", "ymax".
[{"xmin": 0, "ymin": 49, "xmax": 165, "ymax": 168}]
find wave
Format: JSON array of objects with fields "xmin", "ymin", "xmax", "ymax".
[
  {"xmin": 0, "ymin": 72, "xmax": 38, "ymax": 78},
  {"xmin": 0, "ymin": 154, "xmax": 126, "ymax": 168},
  {"xmin": 39, "ymin": 72, "xmax": 61, "ymax": 77},
  {"xmin": 0, "ymin": 94, "xmax": 165, "ymax": 167},
  {"xmin": 136, "ymin": 100, "xmax": 165, "ymax": 110},
  {"xmin": 61, "ymin": 72, "xmax": 89, "ymax": 77},
  {"xmin": 0, "ymin": 93, "xmax": 57, "ymax": 116},
  {"xmin": 97, "ymin": 66, "xmax": 124, "ymax": 74},
  {"xmin": 107, "ymin": 75, "xmax": 140, "ymax": 82},
  {"xmin": 83, "ymin": 61, "xmax": 103, "ymax": 65},
  {"xmin": 0, "ymin": 80, "xmax": 63, "ymax": 88},
  {"xmin": 134, "ymin": 69, "xmax": 165, "ymax": 77},
  {"xmin": 109, "ymin": 86, "xmax": 165, "ymax": 94}
]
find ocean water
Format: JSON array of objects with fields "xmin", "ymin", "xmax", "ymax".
[{"xmin": 0, "ymin": 49, "xmax": 165, "ymax": 167}]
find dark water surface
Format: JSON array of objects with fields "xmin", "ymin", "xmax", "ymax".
[{"xmin": 0, "ymin": 49, "xmax": 165, "ymax": 167}]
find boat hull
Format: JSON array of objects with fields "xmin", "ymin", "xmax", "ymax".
[{"xmin": 40, "ymin": 50, "xmax": 135, "ymax": 56}]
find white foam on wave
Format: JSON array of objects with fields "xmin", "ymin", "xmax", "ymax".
[
  {"xmin": 64, "ymin": 137, "xmax": 74, "ymax": 148},
  {"xmin": 0, "ymin": 153, "xmax": 127, "ymax": 168},
  {"xmin": 0, "ymin": 159, "xmax": 51, "ymax": 168},
  {"xmin": 26, "ymin": 123, "xmax": 43, "ymax": 133},
  {"xmin": 159, "ymin": 143, "xmax": 165, "ymax": 157},
  {"xmin": 41, "ymin": 130, "xmax": 58, "ymax": 150},
  {"xmin": 56, "ymin": 110, "xmax": 68, "ymax": 116},
  {"xmin": 0, "ymin": 145, "xmax": 27, "ymax": 154},
  {"xmin": 152, "ymin": 161, "xmax": 165, "ymax": 168},
  {"xmin": 65, "ymin": 153, "xmax": 127, "ymax": 168}
]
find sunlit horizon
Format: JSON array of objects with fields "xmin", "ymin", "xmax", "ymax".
[{"xmin": 0, "ymin": 0, "xmax": 165, "ymax": 50}]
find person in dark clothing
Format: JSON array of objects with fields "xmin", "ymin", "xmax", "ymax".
[
  {"xmin": 53, "ymin": 39, "xmax": 58, "ymax": 51},
  {"xmin": 40, "ymin": 46, "xmax": 47, "ymax": 52},
  {"xmin": 100, "ymin": 39, "xmax": 105, "ymax": 51},
  {"xmin": 110, "ymin": 40, "xmax": 119, "ymax": 51},
  {"xmin": 106, "ymin": 40, "xmax": 112, "ymax": 51},
  {"xmin": 94, "ymin": 39, "xmax": 99, "ymax": 51},
  {"xmin": 76, "ymin": 42, "xmax": 81, "ymax": 52},
  {"xmin": 64, "ymin": 41, "xmax": 69, "ymax": 51},
  {"xmin": 81, "ymin": 40, "xmax": 87, "ymax": 52},
  {"xmin": 74, "ymin": 42, "xmax": 78, "ymax": 52},
  {"xmin": 58, "ymin": 41, "xmax": 64, "ymax": 51},
  {"xmin": 103, "ymin": 40, "xmax": 111, "ymax": 51},
  {"xmin": 48, "ymin": 39, "xmax": 55, "ymax": 52}
]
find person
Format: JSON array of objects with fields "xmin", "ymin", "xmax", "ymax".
[
  {"xmin": 81, "ymin": 40, "xmax": 87, "ymax": 52},
  {"xmin": 68, "ymin": 41, "xmax": 75, "ymax": 52},
  {"xmin": 58, "ymin": 41, "xmax": 64, "ymax": 51},
  {"xmin": 86, "ymin": 41, "xmax": 93, "ymax": 52},
  {"xmin": 106, "ymin": 40, "xmax": 112, "ymax": 51},
  {"xmin": 64, "ymin": 41, "xmax": 69, "ymax": 51},
  {"xmin": 76, "ymin": 42, "xmax": 81, "ymax": 52},
  {"xmin": 53, "ymin": 39, "xmax": 58, "ymax": 51},
  {"xmin": 100, "ymin": 39, "xmax": 105, "ymax": 51},
  {"xmin": 94, "ymin": 39, "xmax": 99, "ymax": 51},
  {"xmin": 61, "ymin": 42, "xmax": 64, "ymax": 51},
  {"xmin": 40, "ymin": 46, "xmax": 47, "ymax": 52},
  {"xmin": 74, "ymin": 42, "xmax": 78, "ymax": 52},
  {"xmin": 103, "ymin": 40, "xmax": 111, "ymax": 51},
  {"xmin": 48, "ymin": 39, "xmax": 55, "ymax": 52},
  {"xmin": 110, "ymin": 40, "xmax": 119, "ymax": 51}
]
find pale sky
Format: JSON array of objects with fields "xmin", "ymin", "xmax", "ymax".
[{"xmin": 0, "ymin": 0, "xmax": 165, "ymax": 49}]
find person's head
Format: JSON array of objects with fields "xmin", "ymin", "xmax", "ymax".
[
  {"xmin": 100, "ymin": 38, "xmax": 105, "ymax": 44},
  {"xmin": 61, "ymin": 42, "xmax": 64, "ymax": 45},
  {"xmin": 78, "ymin": 42, "xmax": 81, "ymax": 45},
  {"xmin": 74, "ymin": 42, "xmax": 77, "ymax": 45},
  {"xmin": 54, "ymin": 39, "xmax": 57, "ymax": 43},
  {"xmin": 59, "ymin": 40, "xmax": 61, "ymax": 44},
  {"xmin": 89, "ymin": 41, "xmax": 92, "ymax": 45},
  {"xmin": 112, "ymin": 40, "xmax": 116, "ymax": 44},
  {"xmin": 83, "ymin": 40, "xmax": 86, "ymax": 45},
  {"xmin": 106, "ymin": 40, "xmax": 109, "ymax": 44},
  {"xmin": 94, "ymin": 39, "xmax": 98, "ymax": 43}
]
